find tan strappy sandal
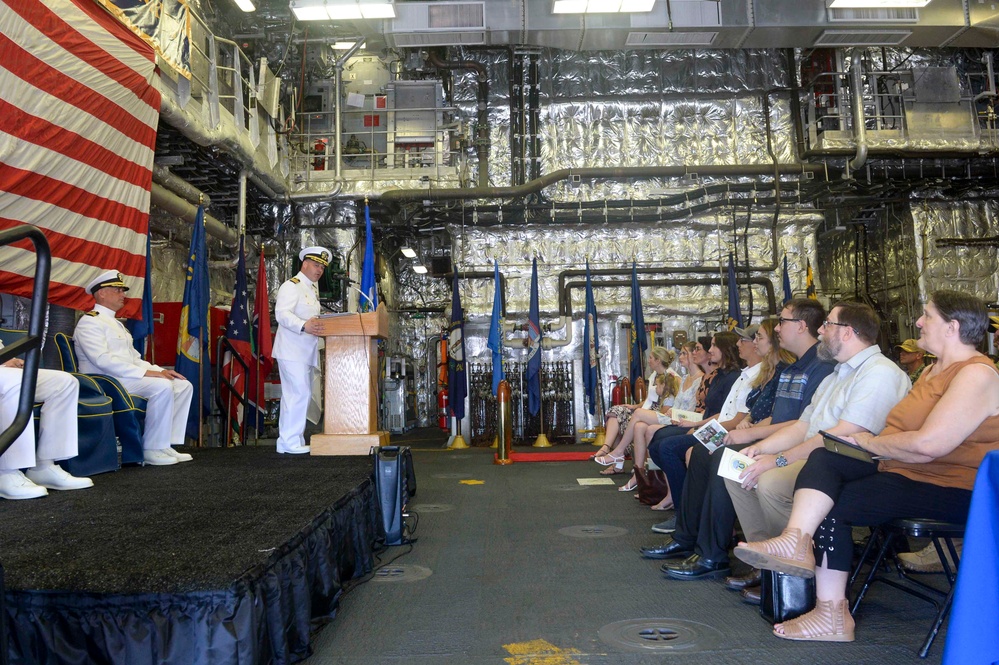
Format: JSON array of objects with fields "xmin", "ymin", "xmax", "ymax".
[
  {"xmin": 773, "ymin": 599, "xmax": 855, "ymax": 642},
  {"xmin": 733, "ymin": 527, "xmax": 816, "ymax": 577}
]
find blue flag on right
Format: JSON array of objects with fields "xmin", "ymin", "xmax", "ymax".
[
  {"xmin": 782, "ymin": 254, "xmax": 792, "ymax": 305},
  {"xmin": 629, "ymin": 262, "xmax": 647, "ymax": 390},
  {"xmin": 727, "ymin": 253, "xmax": 743, "ymax": 329},
  {"xmin": 582, "ymin": 260, "xmax": 600, "ymax": 416},
  {"xmin": 176, "ymin": 205, "xmax": 211, "ymax": 441},
  {"xmin": 486, "ymin": 260, "xmax": 505, "ymax": 395},
  {"xmin": 526, "ymin": 257, "xmax": 542, "ymax": 417},
  {"xmin": 359, "ymin": 201, "xmax": 378, "ymax": 312}
]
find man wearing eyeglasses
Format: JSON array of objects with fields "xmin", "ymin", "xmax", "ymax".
[
  {"xmin": 74, "ymin": 270, "xmax": 194, "ymax": 466},
  {"xmin": 724, "ymin": 300, "xmax": 910, "ymax": 584}
]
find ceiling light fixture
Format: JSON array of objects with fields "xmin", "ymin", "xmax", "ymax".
[
  {"xmin": 413, "ymin": 264, "xmax": 428, "ymax": 274},
  {"xmin": 552, "ymin": 0, "xmax": 655, "ymax": 14},
  {"xmin": 290, "ymin": 0, "xmax": 395, "ymax": 21},
  {"xmin": 400, "ymin": 247, "xmax": 417, "ymax": 258},
  {"xmin": 232, "ymin": 0, "xmax": 256, "ymax": 12},
  {"xmin": 826, "ymin": 0, "xmax": 930, "ymax": 7}
]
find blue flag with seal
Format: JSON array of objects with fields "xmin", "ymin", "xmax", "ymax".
[
  {"xmin": 359, "ymin": 201, "xmax": 378, "ymax": 312},
  {"xmin": 448, "ymin": 270, "xmax": 467, "ymax": 421},
  {"xmin": 782, "ymin": 253, "xmax": 792, "ymax": 305},
  {"xmin": 629, "ymin": 261, "xmax": 647, "ymax": 390},
  {"xmin": 526, "ymin": 257, "xmax": 543, "ymax": 417},
  {"xmin": 582, "ymin": 260, "xmax": 600, "ymax": 416},
  {"xmin": 125, "ymin": 230, "xmax": 154, "ymax": 355},
  {"xmin": 486, "ymin": 260, "xmax": 505, "ymax": 395},
  {"xmin": 176, "ymin": 205, "xmax": 211, "ymax": 441},
  {"xmin": 726, "ymin": 252, "xmax": 743, "ymax": 329}
]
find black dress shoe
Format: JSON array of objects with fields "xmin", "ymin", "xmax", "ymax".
[
  {"xmin": 724, "ymin": 568, "xmax": 762, "ymax": 591},
  {"xmin": 741, "ymin": 587, "xmax": 762, "ymax": 605},
  {"xmin": 640, "ymin": 537, "xmax": 693, "ymax": 560},
  {"xmin": 663, "ymin": 554, "xmax": 731, "ymax": 580}
]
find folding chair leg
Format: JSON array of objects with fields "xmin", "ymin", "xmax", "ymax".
[
  {"xmin": 919, "ymin": 584, "xmax": 956, "ymax": 658},
  {"xmin": 852, "ymin": 531, "xmax": 898, "ymax": 616}
]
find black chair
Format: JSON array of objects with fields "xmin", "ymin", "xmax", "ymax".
[{"xmin": 849, "ymin": 518, "xmax": 964, "ymax": 658}]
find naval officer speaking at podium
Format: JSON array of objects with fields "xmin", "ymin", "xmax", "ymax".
[
  {"xmin": 73, "ymin": 270, "xmax": 194, "ymax": 466},
  {"xmin": 274, "ymin": 246, "xmax": 331, "ymax": 454}
]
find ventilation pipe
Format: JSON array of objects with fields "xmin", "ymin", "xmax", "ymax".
[
  {"xmin": 152, "ymin": 165, "xmax": 211, "ymax": 209},
  {"xmin": 426, "ymin": 50, "xmax": 490, "ymax": 188},
  {"xmin": 848, "ymin": 50, "xmax": 868, "ymax": 174},
  {"xmin": 149, "ymin": 183, "xmax": 238, "ymax": 246}
]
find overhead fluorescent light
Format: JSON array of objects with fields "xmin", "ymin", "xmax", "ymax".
[
  {"xmin": 552, "ymin": 0, "xmax": 654, "ymax": 13},
  {"xmin": 400, "ymin": 247, "xmax": 417, "ymax": 258},
  {"xmin": 826, "ymin": 0, "xmax": 930, "ymax": 7},
  {"xmin": 232, "ymin": 0, "xmax": 256, "ymax": 11},
  {"xmin": 290, "ymin": 0, "xmax": 395, "ymax": 21},
  {"xmin": 413, "ymin": 264, "xmax": 428, "ymax": 274}
]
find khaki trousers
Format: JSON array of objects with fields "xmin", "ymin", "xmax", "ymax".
[{"xmin": 724, "ymin": 460, "xmax": 805, "ymax": 541}]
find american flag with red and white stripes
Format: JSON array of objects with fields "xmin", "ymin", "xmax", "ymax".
[{"xmin": 0, "ymin": 0, "xmax": 160, "ymax": 318}]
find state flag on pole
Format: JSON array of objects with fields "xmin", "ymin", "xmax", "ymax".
[
  {"xmin": 249, "ymin": 245, "xmax": 273, "ymax": 432},
  {"xmin": 727, "ymin": 252, "xmax": 743, "ymax": 330},
  {"xmin": 629, "ymin": 262, "xmax": 647, "ymax": 390},
  {"xmin": 526, "ymin": 257, "xmax": 542, "ymax": 417},
  {"xmin": 125, "ymin": 231, "xmax": 154, "ymax": 356},
  {"xmin": 359, "ymin": 202, "xmax": 378, "ymax": 312},
  {"xmin": 582, "ymin": 260, "xmax": 600, "ymax": 416},
  {"xmin": 448, "ymin": 270, "xmax": 467, "ymax": 421},
  {"xmin": 806, "ymin": 259, "xmax": 817, "ymax": 300},
  {"xmin": 487, "ymin": 260, "xmax": 505, "ymax": 395},
  {"xmin": 782, "ymin": 253, "xmax": 793, "ymax": 305},
  {"xmin": 176, "ymin": 205, "xmax": 210, "ymax": 441},
  {"xmin": 221, "ymin": 236, "xmax": 251, "ymax": 444}
]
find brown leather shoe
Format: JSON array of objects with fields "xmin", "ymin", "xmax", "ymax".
[
  {"xmin": 724, "ymin": 568, "xmax": 761, "ymax": 591},
  {"xmin": 741, "ymin": 587, "xmax": 761, "ymax": 605}
]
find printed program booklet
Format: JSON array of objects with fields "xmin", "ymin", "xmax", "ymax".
[
  {"xmin": 716, "ymin": 446, "xmax": 756, "ymax": 483},
  {"xmin": 671, "ymin": 408, "xmax": 704, "ymax": 423},
  {"xmin": 692, "ymin": 419, "xmax": 728, "ymax": 452}
]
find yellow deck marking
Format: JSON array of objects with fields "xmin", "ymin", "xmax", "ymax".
[
  {"xmin": 458, "ymin": 479, "xmax": 484, "ymax": 485},
  {"xmin": 502, "ymin": 639, "xmax": 581, "ymax": 665}
]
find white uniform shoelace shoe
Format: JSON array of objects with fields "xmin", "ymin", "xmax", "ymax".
[
  {"xmin": 143, "ymin": 449, "xmax": 179, "ymax": 466},
  {"xmin": 165, "ymin": 447, "xmax": 193, "ymax": 462},
  {"xmin": 24, "ymin": 464, "xmax": 93, "ymax": 491},
  {"xmin": 0, "ymin": 470, "xmax": 48, "ymax": 500}
]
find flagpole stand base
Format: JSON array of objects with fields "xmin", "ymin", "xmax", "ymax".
[
  {"xmin": 532, "ymin": 433, "xmax": 552, "ymax": 448},
  {"xmin": 490, "ymin": 436, "xmax": 498, "ymax": 449},
  {"xmin": 310, "ymin": 431, "xmax": 389, "ymax": 456},
  {"xmin": 593, "ymin": 427, "xmax": 606, "ymax": 448},
  {"xmin": 493, "ymin": 454, "xmax": 513, "ymax": 465},
  {"xmin": 448, "ymin": 434, "xmax": 469, "ymax": 450}
]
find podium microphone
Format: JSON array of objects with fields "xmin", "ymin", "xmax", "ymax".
[{"xmin": 348, "ymin": 284, "xmax": 376, "ymax": 310}]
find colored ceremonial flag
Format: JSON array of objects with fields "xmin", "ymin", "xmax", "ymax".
[
  {"xmin": 487, "ymin": 260, "xmax": 505, "ymax": 395},
  {"xmin": 727, "ymin": 253, "xmax": 743, "ymax": 329},
  {"xmin": 125, "ymin": 231, "xmax": 154, "ymax": 356},
  {"xmin": 176, "ymin": 205, "xmax": 210, "ymax": 441},
  {"xmin": 782, "ymin": 254, "xmax": 793, "ymax": 305},
  {"xmin": 249, "ymin": 245, "xmax": 273, "ymax": 432},
  {"xmin": 629, "ymin": 262, "xmax": 647, "ymax": 390},
  {"xmin": 806, "ymin": 259, "xmax": 817, "ymax": 300},
  {"xmin": 448, "ymin": 270, "xmax": 467, "ymax": 422},
  {"xmin": 221, "ymin": 236, "xmax": 251, "ymax": 443},
  {"xmin": 582, "ymin": 260, "xmax": 600, "ymax": 416},
  {"xmin": 526, "ymin": 257, "xmax": 543, "ymax": 417},
  {"xmin": 359, "ymin": 202, "xmax": 378, "ymax": 312},
  {"xmin": 0, "ymin": 0, "xmax": 160, "ymax": 318}
]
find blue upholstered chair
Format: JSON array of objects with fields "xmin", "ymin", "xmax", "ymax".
[
  {"xmin": 53, "ymin": 332, "xmax": 146, "ymax": 465},
  {"xmin": 0, "ymin": 328, "xmax": 119, "ymax": 475}
]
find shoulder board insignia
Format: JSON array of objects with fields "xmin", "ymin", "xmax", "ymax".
[
  {"xmin": 290, "ymin": 277, "xmax": 300, "ymax": 284},
  {"xmin": 84, "ymin": 310, "xmax": 99, "ymax": 317}
]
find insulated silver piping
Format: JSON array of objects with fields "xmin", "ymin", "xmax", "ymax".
[
  {"xmin": 152, "ymin": 164, "xmax": 211, "ymax": 208},
  {"xmin": 848, "ymin": 50, "xmax": 868, "ymax": 174},
  {"xmin": 149, "ymin": 182, "xmax": 238, "ymax": 246}
]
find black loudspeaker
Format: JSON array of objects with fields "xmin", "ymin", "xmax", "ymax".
[{"xmin": 372, "ymin": 446, "xmax": 416, "ymax": 546}]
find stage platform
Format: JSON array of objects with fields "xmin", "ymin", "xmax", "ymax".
[{"xmin": 0, "ymin": 447, "xmax": 379, "ymax": 665}]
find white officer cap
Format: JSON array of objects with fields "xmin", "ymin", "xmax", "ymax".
[
  {"xmin": 86, "ymin": 269, "xmax": 129, "ymax": 294},
  {"xmin": 299, "ymin": 246, "xmax": 332, "ymax": 267}
]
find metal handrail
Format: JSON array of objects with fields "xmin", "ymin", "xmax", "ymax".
[
  {"xmin": 215, "ymin": 336, "xmax": 250, "ymax": 446},
  {"xmin": 0, "ymin": 225, "xmax": 50, "ymax": 457}
]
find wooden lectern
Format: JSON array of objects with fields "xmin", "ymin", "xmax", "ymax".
[{"xmin": 310, "ymin": 304, "xmax": 390, "ymax": 455}]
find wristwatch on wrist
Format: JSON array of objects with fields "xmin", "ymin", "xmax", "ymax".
[{"xmin": 775, "ymin": 453, "xmax": 788, "ymax": 468}]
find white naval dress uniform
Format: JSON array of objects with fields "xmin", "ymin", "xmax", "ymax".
[
  {"xmin": 73, "ymin": 303, "xmax": 194, "ymax": 450},
  {"xmin": 273, "ymin": 272, "xmax": 322, "ymax": 452},
  {"xmin": 0, "ymin": 340, "xmax": 80, "ymax": 470}
]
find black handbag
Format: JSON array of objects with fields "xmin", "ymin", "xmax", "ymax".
[{"xmin": 759, "ymin": 570, "xmax": 816, "ymax": 624}]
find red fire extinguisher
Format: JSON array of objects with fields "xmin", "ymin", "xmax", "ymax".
[
  {"xmin": 610, "ymin": 376, "xmax": 623, "ymax": 406},
  {"xmin": 438, "ymin": 389, "xmax": 449, "ymax": 430}
]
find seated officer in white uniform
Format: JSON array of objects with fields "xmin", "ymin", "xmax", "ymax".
[
  {"xmin": 0, "ymin": 339, "xmax": 93, "ymax": 499},
  {"xmin": 73, "ymin": 270, "xmax": 194, "ymax": 466},
  {"xmin": 273, "ymin": 246, "xmax": 330, "ymax": 454}
]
